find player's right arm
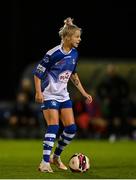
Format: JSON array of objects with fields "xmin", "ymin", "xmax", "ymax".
[
  {"xmin": 33, "ymin": 54, "xmax": 50, "ymax": 103},
  {"xmin": 34, "ymin": 75, "xmax": 43, "ymax": 103}
]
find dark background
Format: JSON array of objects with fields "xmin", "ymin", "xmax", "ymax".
[{"xmin": 0, "ymin": 0, "xmax": 136, "ymax": 100}]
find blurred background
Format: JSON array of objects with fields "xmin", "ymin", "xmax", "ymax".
[{"xmin": 0, "ymin": 0, "xmax": 136, "ymax": 142}]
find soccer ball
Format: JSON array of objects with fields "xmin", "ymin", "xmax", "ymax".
[{"xmin": 69, "ymin": 153, "xmax": 90, "ymax": 172}]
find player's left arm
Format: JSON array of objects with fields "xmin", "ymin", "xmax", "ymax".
[{"xmin": 70, "ymin": 73, "xmax": 93, "ymax": 104}]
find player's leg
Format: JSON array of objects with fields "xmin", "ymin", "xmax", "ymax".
[
  {"xmin": 39, "ymin": 100, "xmax": 59, "ymax": 172},
  {"xmin": 50, "ymin": 100, "xmax": 77, "ymax": 170}
]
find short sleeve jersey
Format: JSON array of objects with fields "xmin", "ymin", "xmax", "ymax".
[{"xmin": 33, "ymin": 45, "xmax": 78, "ymax": 102}]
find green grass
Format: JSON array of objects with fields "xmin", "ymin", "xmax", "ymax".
[{"xmin": 0, "ymin": 139, "xmax": 136, "ymax": 179}]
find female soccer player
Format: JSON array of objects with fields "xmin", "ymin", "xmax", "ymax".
[{"xmin": 33, "ymin": 17, "xmax": 92, "ymax": 173}]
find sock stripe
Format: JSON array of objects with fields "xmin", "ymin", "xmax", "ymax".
[
  {"xmin": 45, "ymin": 137, "xmax": 55, "ymax": 141},
  {"xmin": 58, "ymin": 140, "xmax": 67, "ymax": 146},
  {"xmin": 43, "ymin": 141, "xmax": 54, "ymax": 147},
  {"xmin": 60, "ymin": 136, "xmax": 71, "ymax": 144},
  {"xmin": 43, "ymin": 145, "xmax": 52, "ymax": 150},
  {"xmin": 45, "ymin": 133, "xmax": 56, "ymax": 138},
  {"xmin": 63, "ymin": 131, "xmax": 75, "ymax": 138},
  {"xmin": 57, "ymin": 144, "xmax": 64, "ymax": 150},
  {"xmin": 61, "ymin": 134, "xmax": 74, "ymax": 141},
  {"xmin": 43, "ymin": 150, "xmax": 51, "ymax": 155},
  {"xmin": 63, "ymin": 139, "xmax": 70, "ymax": 144}
]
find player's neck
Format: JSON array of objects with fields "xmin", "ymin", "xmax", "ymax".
[{"xmin": 61, "ymin": 43, "xmax": 72, "ymax": 53}]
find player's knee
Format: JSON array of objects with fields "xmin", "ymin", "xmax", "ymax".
[{"xmin": 65, "ymin": 124, "xmax": 77, "ymax": 134}]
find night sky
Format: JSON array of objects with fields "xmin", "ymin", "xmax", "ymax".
[{"xmin": 0, "ymin": 0, "xmax": 136, "ymax": 100}]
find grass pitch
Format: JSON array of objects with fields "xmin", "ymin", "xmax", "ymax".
[{"xmin": 0, "ymin": 139, "xmax": 136, "ymax": 179}]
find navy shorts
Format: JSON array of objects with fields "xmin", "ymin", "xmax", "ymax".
[{"xmin": 41, "ymin": 99, "xmax": 73, "ymax": 110}]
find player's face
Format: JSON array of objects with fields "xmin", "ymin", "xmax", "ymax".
[{"xmin": 70, "ymin": 30, "xmax": 81, "ymax": 48}]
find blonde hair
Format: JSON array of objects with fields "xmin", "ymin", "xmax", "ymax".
[{"xmin": 59, "ymin": 17, "xmax": 82, "ymax": 39}]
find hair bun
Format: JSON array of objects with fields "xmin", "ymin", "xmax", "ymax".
[{"xmin": 64, "ymin": 17, "xmax": 74, "ymax": 26}]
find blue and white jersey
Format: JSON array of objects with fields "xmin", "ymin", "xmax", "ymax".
[{"xmin": 33, "ymin": 44, "xmax": 78, "ymax": 102}]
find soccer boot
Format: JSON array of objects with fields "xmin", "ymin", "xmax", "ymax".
[
  {"xmin": 50, "ymin": 154, "xmax": 68, "ymax": 170},
  {"xmin": 38, "ymin": 161, "xmax": 53, "ymax": 173}
]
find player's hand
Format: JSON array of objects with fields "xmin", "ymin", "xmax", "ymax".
[
  {"xmin": 84, "ymin": 93, "xmax": 93, "ymax": 104},
  {"xmin": 35, "ymin": 92, "xmax": 44, "ymax": 103}
]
